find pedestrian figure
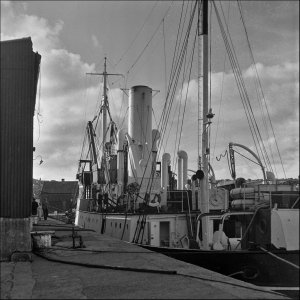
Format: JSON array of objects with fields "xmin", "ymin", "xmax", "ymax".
[
  {"xmin": 32, "ymin": 197, "xmax": 38, "ymax": 224},
  {"xmin": 42, "ymin": 199, "xmax": 49, "ymax": 220},
  {"xmin": 37, "ymin": 202, "xmax": 43, "ymax": 220}
]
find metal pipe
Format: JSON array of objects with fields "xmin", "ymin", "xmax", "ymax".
[{"xmin": 229, "ymin": 142, "xmax": 267, "ymax": 183}]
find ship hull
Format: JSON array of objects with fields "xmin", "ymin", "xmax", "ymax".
[
  {"xmin": 139, "ymin": 244, "xmax": 299, "ymax": 297},
  {"xmin": 76, "ymin": 209, "xmax": 299, "ymax": 290}
]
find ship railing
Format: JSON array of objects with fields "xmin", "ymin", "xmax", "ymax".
[
  {"xmin": 252, "ymin": 183, "xmax": 299, "ymax": 209},
  {"xmin": 167, "ymin": 190, "xmax": 191, "ymax": 212},
  {"xmin": 236, "ymin": 182, "xmax": 299, "ymax": 210}
]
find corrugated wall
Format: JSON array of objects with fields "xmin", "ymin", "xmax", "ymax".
[{"xmin": 0, "ymin": 37, "xmax": 41, "ymax": 218}]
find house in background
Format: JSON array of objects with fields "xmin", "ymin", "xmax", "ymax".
[{"xmin": 40, "ymin": 180, "xmax": 78, "ymax": 213}]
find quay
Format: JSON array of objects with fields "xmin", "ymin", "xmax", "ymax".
[{"xmin": 1, "ymin": 218, "xmax": 288, "ymax": 299}]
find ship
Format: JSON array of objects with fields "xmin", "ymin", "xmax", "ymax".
[{"xmin": 75, "ymin": 0, "xmax": 299, "ymax": 296}]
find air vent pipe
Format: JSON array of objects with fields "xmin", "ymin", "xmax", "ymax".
[{"xmin": 177, "ymin": 150, "xmax": 188, "ymax": 190}]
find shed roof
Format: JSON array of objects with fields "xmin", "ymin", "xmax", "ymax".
[
  {"xmin": 41, "ymin": 181, "xmax": 78, "ymax": 195},
  {"xmin": 1, "ymin": 37, "xmax": 32, "ymax": 45}
]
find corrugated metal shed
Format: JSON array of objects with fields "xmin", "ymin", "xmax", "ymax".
[{"xmin": 0, "ymin": 37, "xmax": 41, "ymax": 218}]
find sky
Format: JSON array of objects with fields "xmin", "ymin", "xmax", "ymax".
[{"xmin": 1, "ymin": 1, "xmax": 299, "ymax": 182}]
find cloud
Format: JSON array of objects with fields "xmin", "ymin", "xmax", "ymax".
[
  {"xmin": 1, "ymin": 2, "xmax": 63, "ymax": 53},
  {"xmin": 1, "ymin": 2, "xmax": 100, "ymax": 180},
  {"xmin": 91, "ymin": 34, "xmax": 99, "ymax": 48},
  {"xmin": 2, "ymin": 2, "xmax": 298, "ymax": 181},
  {"xmin": 41, "ymin": 49, "xmax": 95, "ymax": 97},
  {"xmin": 244, "ymin": 62, "xmax": 298, "ymax": 81},
  {"xmin": 157, "ymin": 61, "xmax": 299, "ymax": 179}
]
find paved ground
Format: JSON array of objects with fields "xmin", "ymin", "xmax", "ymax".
[{"xmin": 1, "ymin": 218, "xmax": 289, "ymax": 299}]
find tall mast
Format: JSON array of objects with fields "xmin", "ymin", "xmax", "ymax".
[
  {"xmin": 198, "ymin": 0, "xmax": 209, "ymax": 210},
  {"xmin": 102, "ymin": 57, "xmax": 108, "ymax": 158},
  {"xmin": 201, "ymin": 0, "xmax": 209, "ymax": 213},
  {"xmin": 86, "ymin": 57, "xmax": 123, "ymax": 161},
  {"xmin": 198, "ymin": 0, "xmax": 210, "ymax": 249}
]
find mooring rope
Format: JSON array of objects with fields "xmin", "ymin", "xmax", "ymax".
[{"xmin": 258, "ymin": 246, "xmax": 299, "ymax": 270}]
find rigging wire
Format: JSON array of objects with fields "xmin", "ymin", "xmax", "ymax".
[
  {"xmin": 171, "ymin": 3, "xmax": 197, "ymax": 155},
  {"xmin": 106, "ymin": 75, "xmax": 127, "ymax": 131},
  {"xmin": 236, "ymin": 1, "xmax": 273, "ymax": 169},
  {"xmin": 35, "ymin": 61, "xmax": 43, "ymax": 143},
  {"xmin": 218, "ymin": 1, "xmax": 273, "ymax": 175},
  {"xmin": 152, "ymin": 108, "xmax": 160, "ymax": 134},
  {"xmin": 92, "ymin": 75, "xmax": 105, "ymax": 133},
  {"xmin": 114, "ymin": 1, "xmax": 159, "ymax": 68},
  {"xmin": 158, "ymin": 2, "xmax": 197, "ymax": 173},
  {"xmin": 222, "ymin": 1, "xmax": 273, "ymax": 175},
  {"xmin": 125, "ymin": 2, "xmax": 174, "ymax": 77},
  {"xmin": 126, "ymin": 28, "xmax": 165, "ymax": 84},
  {"xmin": 237, "ymin": 0, "xmax": 286, "ymax": 178},
  {"xmin": 158, "ymin": 0, "xmax": 187, "ymax": 139},
  {"xmin": 212, "ymin": 1, "xmax": 231, "ymax": 162},
  {"xmin": 177, "ymin": 24, "xmax": 198, "ymax": 155},
  {"xmin": 119, "ymin": 76, "xmax": 129, "ymax": 129},
  {"xmin": 129, "ymin": 2, "xmax": 199, "ymax": 240},
  {"xmin": 158, "ymin": 1, "xmax": 197, "ymax": 161},
  {"xmin": 163, "ymin": 17, "xmax": 167, "ymax": 103},
  {"xmin": 215, "ymin": 1, "xmax": 258, "ymax": 156},
  {"xmin": 78, "ymin": 74, "xmax": 92, "ymax": 162},
  {"xmin": 214, "ymin": 1, "xmax": 273, "ymax": 175},
  {"xmin": 234, "ymin": 149, "xmax": 261, "ymax": 166},
  {"xmin": 166, "ymin": 1, "xmax": 189, "ymax": 96},
  {"xmin": 119, "ymin": 106, "xmax": 129, "ymax": 130},
  {"xmin": 135, "ymin": 0, "xmax": 189, "ymax": 176},
  {"xmin": 106, "ymin": 57, "xmax": 117, "ymax": 71},
  {"xmin": 172, "ymin": 48, "xmax": 187, "ymax": 167}
]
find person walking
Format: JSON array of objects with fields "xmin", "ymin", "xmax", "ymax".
[
  {"xmin": 32, "ymin": 197, "xmax": 38, "ymax": 224},
  {"xmin": 42, "ymin": 199, "xmax": 49, "ymax": 220},
  {"xmin": 37, "ymin": 202, "xmax": 43, "ymax": 220}
]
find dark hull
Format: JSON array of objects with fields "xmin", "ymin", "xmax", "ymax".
[{"xmin": 140, "ymin": 245, "xmax": 299, "ymax": 291}]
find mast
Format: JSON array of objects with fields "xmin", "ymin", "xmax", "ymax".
[
  {"xmin": 86, "ymin": 57, "xmax": 123, "ymax": 163},
  {"xmin": 201, "ymin": 0, "xmax": 209, "ymax": 213},
  {"xmin": 198, "ymin": 0, "xmax": 210, "ymax": 249},
  {"xmin": 102, "ymin": 57, "xmax": 108, "ymax": 159}
]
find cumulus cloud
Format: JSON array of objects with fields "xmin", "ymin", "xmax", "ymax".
[
  {"xmin": 41, "ymin": 49, "xmax": 95, "ymax": 96},
  {"xmin": 158, "ymin": 61, "xmax": 299, "ymax": 180},
  {"xmin": 1, "ymin": 1, "xmax": 100, "ymax": 180},
  {"xmin": 2, "ymin": 1, "xmax": 298, "ymax": 181},
  {"xmin": 1, "ymin": 2, "xmax": 63, "ymax": 52}
]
